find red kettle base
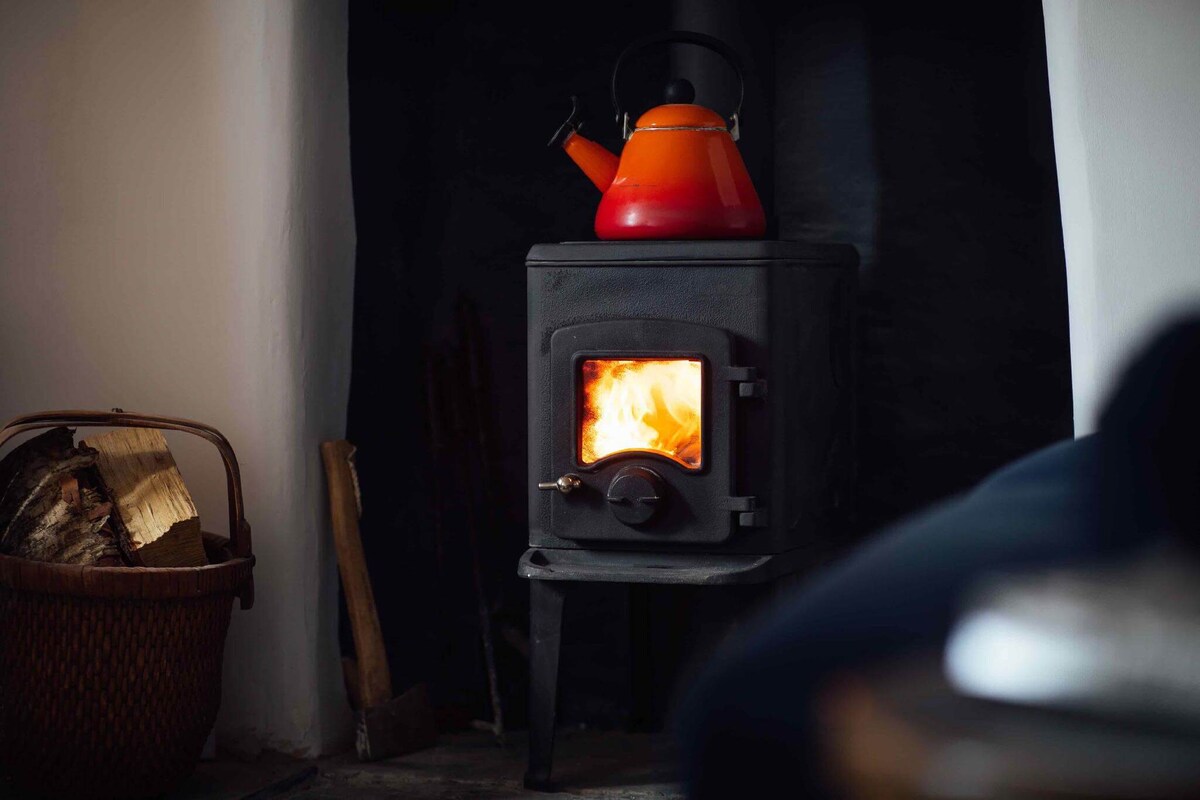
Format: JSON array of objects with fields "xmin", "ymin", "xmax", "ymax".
[{"xmin": 594, "ymin": 190, "xmax": 767, "ymax": 241}]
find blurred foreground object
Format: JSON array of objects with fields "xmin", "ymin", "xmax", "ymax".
[
  {"xmin": 679, "ymin": 315, "xmax": 1200, "ymax": 797},
  {"xmin": 830, "ymin": 546, "xmax": 1200, "ymax": 798},
  {"xmin": 947, "ymin": 548, "xmax": 1200, "ymax": 725},
  {"xmin": 823, "ymin": 655, "xmax": 1200, "ymax": 800},
  {"xmin": 827, "ymin": 318, "xmax": 1200, "ymax": 798},
  {"xmin": 1097, "ymin": 317, "xmax": 1200, "ymax": 552}
]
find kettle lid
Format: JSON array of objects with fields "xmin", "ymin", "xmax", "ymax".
[{"xmin": 635, "ymin": 103, "xmax": 729, "ymax": 132}]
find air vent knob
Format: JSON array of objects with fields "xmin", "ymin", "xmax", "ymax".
[{"xmin": 605, "ymin": 466, "xmax": 666, "ymax": 526}]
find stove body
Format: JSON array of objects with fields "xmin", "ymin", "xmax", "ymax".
[
  {"xmin": 527, "ymin": 240, "xmax": 856, "ymax": 565},
  {"xmin": 521, "ymin": 240, "xmax": 856, "ymax": 790}
]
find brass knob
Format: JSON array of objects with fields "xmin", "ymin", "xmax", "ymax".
[{"xmin": 538, "ymin": 474, "xmax": 582, "ymax": 494}]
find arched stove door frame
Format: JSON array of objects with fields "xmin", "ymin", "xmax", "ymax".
[{"xmin": 547, "ymin": 318, "xmax": 755, "ymax": 544}]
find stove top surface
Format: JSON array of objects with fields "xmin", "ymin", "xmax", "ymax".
[{"xmin": 527, "ymin": 240, "xmax": 858, "ymax": 265}]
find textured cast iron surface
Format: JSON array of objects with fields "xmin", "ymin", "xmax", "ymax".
[{"xmin": 528, "ymin": 240, "xmax": 857, "ymax": 556}]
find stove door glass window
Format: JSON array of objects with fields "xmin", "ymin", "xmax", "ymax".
[{"xmin": 579, "ymin": 358, "xmax": 702, "ymax": 469}]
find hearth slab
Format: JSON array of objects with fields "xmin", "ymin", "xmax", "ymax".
[{"xmin": 518, "ymin": 546, "xmax": 804, "ymax": 585}]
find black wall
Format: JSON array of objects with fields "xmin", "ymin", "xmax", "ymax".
[
  {"xmin": 344, "ymin": 0, "xmax": 1071, "ymax": 728},
  {"xmin": 775, "ymin": 1, "xmax": 1072, "ymax": 533}
]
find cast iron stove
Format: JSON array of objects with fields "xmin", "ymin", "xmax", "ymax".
[{"xmin": 520, "ymin": 240, "xmax": 856, "ymax": 789}]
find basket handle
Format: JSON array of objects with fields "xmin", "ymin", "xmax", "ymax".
[{"xmin": 0, "ymin": 410, "xmax": 252, "ymax": 561}]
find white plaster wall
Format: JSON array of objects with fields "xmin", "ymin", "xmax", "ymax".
[
  {"xmin": 0, "ymin": 0, "xmax": 355, "ymax": 754},
  {"xmin": 1043, "ymin": 0, "xmax": 1200, "ymax": 434}
]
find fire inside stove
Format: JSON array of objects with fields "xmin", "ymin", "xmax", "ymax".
[{"xmin": 580, "ymin": 358, "xmax": 702, "ymax": 469}]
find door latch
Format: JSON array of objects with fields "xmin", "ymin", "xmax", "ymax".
[
  {"xmin": 721, "ymin": 366, "xmax": 767, "ymax": 399},
  {"xmin": 723, "ymin": 496, "xmax": 768, "ymax": 528}
]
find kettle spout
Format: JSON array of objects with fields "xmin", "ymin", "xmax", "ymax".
[
  {"xmin": 562, "ymin": 133, "xmax": 619, "ymax": 193},
  {"xmin": 548, "ymin": 96, "xmax": 618, "ymax": 192}
]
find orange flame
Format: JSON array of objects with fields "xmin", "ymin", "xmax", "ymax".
[{"xmin": 580, "ymin": 359, "xmax": 702, "ymax": 469}]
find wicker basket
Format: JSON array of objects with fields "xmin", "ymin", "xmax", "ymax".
[{"xmin": 0, "ymin": 411, "xmax": 256, "ymax": 799}]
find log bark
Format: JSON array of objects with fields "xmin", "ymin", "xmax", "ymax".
[{"xmin": 0, "ymin": 427, "xmax": 122, "ymax": 565}]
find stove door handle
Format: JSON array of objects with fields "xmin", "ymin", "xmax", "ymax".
[{"xmin": 538, "ymin": 474, "xmax": 582, "ymax": 494}]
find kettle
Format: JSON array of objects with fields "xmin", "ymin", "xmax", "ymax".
[{"xmin": 549, "ymin": 31, "xmax": 766, "ymax": 240}]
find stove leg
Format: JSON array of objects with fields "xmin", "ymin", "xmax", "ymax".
[{"xmin": 525, "ymin": 579, "xmax": 566, "ymax": 792}]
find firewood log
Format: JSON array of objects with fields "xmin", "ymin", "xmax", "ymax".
[
  {"xmin": 0, "ymin": 427, "xmax": 122, "ymax": 565},
  {"xmin": 81, "ymin": 427, "xmax": 207, "ymax": 567}
]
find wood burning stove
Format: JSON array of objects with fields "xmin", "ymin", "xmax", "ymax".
[{"xmin": 521, "ymin": 240, "xmax": 856, "ymax": 789}]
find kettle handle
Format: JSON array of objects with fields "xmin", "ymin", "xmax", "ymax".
[{"xmin": 611, "ymin": 30, "xmax": 746, "ymax": 140}]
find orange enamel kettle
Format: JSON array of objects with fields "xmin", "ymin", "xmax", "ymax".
[{"xmin": 549, "ymin": 31, "xmax": 766, "ymax": 240}]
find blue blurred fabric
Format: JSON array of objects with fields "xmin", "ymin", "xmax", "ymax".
[
  {"xmin": 677, "ymin": 317, "xmax": 1200, "ymax": 797},
  {"xmin": 675, "ymin": 434, "xmax": 1156, "ymax": 798}
]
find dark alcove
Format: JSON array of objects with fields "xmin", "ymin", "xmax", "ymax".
[{"xmin": 344, "ymin": 0, "xmax": 1070, "ymax": 729}]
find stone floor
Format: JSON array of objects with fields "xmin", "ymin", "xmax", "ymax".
[{"xmin": 174, "ymin": 729, "xmax": 683, "ymax": 800}]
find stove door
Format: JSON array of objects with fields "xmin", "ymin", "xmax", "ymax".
[{"xmin": 547, "ymin": 319, "xmax": 738, "ymax": 543}]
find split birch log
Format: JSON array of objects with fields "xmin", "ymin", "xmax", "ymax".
[
  {"xmin": 81, "ymin": 427, "xmax": 208, "ymax": 567},
  {"xmin": 0, "ymin": 427, "xmax": 122, "ymax": 565}
]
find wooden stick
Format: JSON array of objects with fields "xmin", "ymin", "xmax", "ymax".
[{"xmin": 320, "ymin": 441, "xmax": 391, "ymax": 710}]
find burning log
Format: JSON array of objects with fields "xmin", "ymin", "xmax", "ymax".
[
  {"xmin": 81, "ymin": 427, "xmax": 207, "ymax": 567},
  {"xmin": 0, "ymin": 427, "xmax": 122, "ymax": 565}
]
